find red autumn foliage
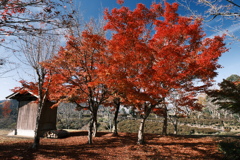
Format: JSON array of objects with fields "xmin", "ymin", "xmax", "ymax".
[
  {"xmin": 2, "ymin": 101, "xmax": 12, "ymax": 118},
  {"xmin": 12, "ymin": 80, "xmax": 38, "ymax": 95},
  {"xmin": 0, "ymin": 0, "xmax": 26, "ymax": 21},
  {"xmin": 103, "ymin": 2, "xmax": 227, "ymax": 111},
  {"xmin": 43, "ymin": 30, "xmax": 108, "ymax": 107},
  {"xmin": 117, "ymin": 0, "xmax": 124, "ymax": 5},
  {"xmin": 10, "ymin": 1, "xmax": 228, "ymax": 146},
  {"xmin": 101, "ymin": 2, "xmax": 227, "ymax": 143},
  {"xmin": 43, "ymin": 26, "xmax": 109, "ymax": 144},
  {"xmin": 11, "ymin": 80, "xmax": 43, "ymax": 104}
]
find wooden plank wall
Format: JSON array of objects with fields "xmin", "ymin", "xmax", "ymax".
[
  {"xmin": 17, "ymin": 100, "xmax": 57, "ymax": 135},
  {"xmin": 17, "ymin": 101, "xmax": 38, "ymax": 130},
  {"xmin": 39, "ymin": 102, "xmax": 57, "ymax": 132}
]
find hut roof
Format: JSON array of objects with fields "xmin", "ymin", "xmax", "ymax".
[{"xmin": 6, "ymin": 89, "xmax": 38, "ymax": 101}]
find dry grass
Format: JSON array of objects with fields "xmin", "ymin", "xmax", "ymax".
[
  {"xmin": 0, "ymin": 129, "xmax": 12, "ymax": 135},
  {"xmin": 0, "ymin": 130, "xmax": 226, "ymax": 160}
]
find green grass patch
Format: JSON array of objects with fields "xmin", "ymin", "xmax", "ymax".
[{"xmin": 118, "ymin": 119, "xmax": 219, "ymax": 135}]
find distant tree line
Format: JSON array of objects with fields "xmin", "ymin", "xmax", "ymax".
[{"xmin": 0, "ymin": 100, "xmax": 18, "ymax": 129}]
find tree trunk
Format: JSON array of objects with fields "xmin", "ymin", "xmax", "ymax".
[
  {"xmin": 162, "ymin": 104, "xmax": 168, "ymax": 136},
  {"xmin": 137, "ymin": 103, "xmax": 153, "ymax": 145},
  {"xmin": 32, "ymin": 79, "xmax": 45, "ymax": 150},
  {"xmin": 88, "ymin": 119, "xmax": 94, "ymax": 144},
  {"xmin": 88, "ymin": 107, "xmax": 98, "ymax": 144},
  {"xmin": 138, "ymin": 117, "xmax": 146, "ymax": 144},
  {"xmin": 32, "ymin": 101, "xmax": 44, "ymax": 149},
  {"xmin": 93, "ymin": 118, "xmax": 97, "ymax": 137},
  {"xmin": 112, "ymin": 98, "xmax": 120, "ymax": 136},
  {"xmin": 173, "ymin": 118, "xmax": 178, "ymax": 135}
]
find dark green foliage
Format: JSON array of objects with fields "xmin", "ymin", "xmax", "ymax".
[
  {"xmin": 207, "ymin": 79, "xmax": 240, "ymax": 114},
  {"xmin": 226, "ymin": 74, "xmax": 240, "ymax": 82},
  {"xmin": 218, "ymin": 138, "xmax": 240, "ymax": 160},
  {"xmin": 0, "ymin": 118, "xmax": 16, "ymax": 129}
]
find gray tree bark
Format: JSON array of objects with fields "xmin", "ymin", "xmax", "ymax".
[{"xmin": 137, "ymin": 117, "xmax": 146, "ymax": 144}]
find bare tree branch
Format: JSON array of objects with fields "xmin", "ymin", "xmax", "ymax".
[
  {"xmin": 226, "ymin": 0, "xmax": 240, "ymax": 8},
  {"xmin": 178, "ymin": 0, "xmax": 240, "ymax": 42}
]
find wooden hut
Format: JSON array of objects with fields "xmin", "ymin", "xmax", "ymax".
[{"xmin": 6, "ymin": 90, "xmax": 57, "ymax": 137}]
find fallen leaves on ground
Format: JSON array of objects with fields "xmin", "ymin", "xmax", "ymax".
[{"xmin": 0, "ymin": 131, "xmax": 225, "ymax": 160}]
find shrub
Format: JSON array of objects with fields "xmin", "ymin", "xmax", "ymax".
[{"xmin": 219, "ymin": 139, "xmax": 240, "ymax": 160}]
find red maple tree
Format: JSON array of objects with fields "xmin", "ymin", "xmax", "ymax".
[
  {"xmin": 102, "ymin": 2, "xmax": 227, "ymax": 144},
  {"xmin": 43, "ymin": 27, "xmax": 109, "ymax": 144}
]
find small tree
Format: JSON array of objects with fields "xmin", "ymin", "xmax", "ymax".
[
  {"xmin": 103, "ymin": 96, "xmax": 122, "ymax": 136},
  {"xmin": 14, "ymin": 32, "xmax": 60, "ymax": 149},
  {"xmin": 226, "ymin": 74, "xmax": 240, "ymax": 82},
  {"xmin": 167, "ymin": 90, "xmax": 203, "ymax": 135},
  {"xmin": 44, "ymin": 25, "xmax": 109, "ymax": 144}
]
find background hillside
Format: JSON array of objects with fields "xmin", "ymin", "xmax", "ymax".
[
  {"xmin": 0, "ymin": 100, "xmax": 18, "ymax": 129},
  {"xmin": 56, "ymin": 102, "xmax": 240, "ymax": 136},
  {"xmin": 1, "ymin": 99, "xmax": 240, "ymax": 136}
]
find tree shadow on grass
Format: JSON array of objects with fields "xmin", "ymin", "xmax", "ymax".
[
  {"xmin": 68, "ymin": 131, "xmax": 109, "ymax": 137},
  {"xmin": 0, "ymin": 132, "xmax": 129, "ymax": 159},
  {"xmin": 145, "ymin": 134, "xmax": 224, "ymax": 159},
  {"xmin": 0, "ymin": 142, "xmax": 103, "ymax": 160},
  {"xmin": 0, "ymin": 133, "xmax": 226, "ymax": 160},
  {"xmin": 0, "ymin": 142, "xmax": 34, "ymax": 160}
]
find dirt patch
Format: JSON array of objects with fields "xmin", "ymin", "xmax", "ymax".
[{"xmin": 0, "ymin": 131, "xmax": 225, "ymax": 159}]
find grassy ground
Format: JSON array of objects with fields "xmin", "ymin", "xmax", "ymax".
[
  {"xmin": 0, "ymin": 129, "xmax": 11, "ymax": 135},
  {"xmin": 0, "ymin": 129, "xmax": 228, "ymax": 160}
]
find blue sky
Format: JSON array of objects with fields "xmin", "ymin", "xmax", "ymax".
[{"xmin": 0, "ymin": 0, "xmax": 239, "ymax": 100}]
